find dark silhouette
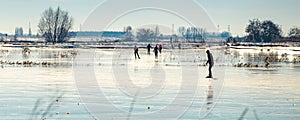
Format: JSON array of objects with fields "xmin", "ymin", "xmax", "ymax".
[
  {"xmin": 245, "ymin": 19, "xmax": 282, "ymax": 42},
  {"xmin": 153, "ymin": 45, "xmax": 158, "ymax": 59},
  {"xmin": 158, "ymin": 44, "xmax": 162, "ymax": 54},
  {"xmin": 178, "ymin": 43, "xmax": 181, "ymax": 49},
  {"xmin": 38, "ymin": 6, "xmax": 73, "ymax": 44},
  {"xmin": 146, "ymin": 44, "xmax": 152, "ymax": 55},
  {"xmin": 265, "ymin": 56, "xmax": 270, "ymax": 68},
  {"xmin": 206, "ymin": 50, "xmax": 214, "ymax": 78},
  {"xmin": 134, "ymin": 45, "xmax": 140, "ymax": 59}
]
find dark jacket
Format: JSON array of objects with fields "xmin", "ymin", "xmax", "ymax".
[{"xmin": 206, "ymin": 51, "xmax": 214, "ymax": 66}]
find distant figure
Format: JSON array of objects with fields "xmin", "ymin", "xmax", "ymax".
[
  {"xmin": 22, "ymin": 47, "xmax": 31, "ymax": 55},
  {"xmin": 134, "ymin": 45, "xmax": 140, "ymax": 59},
  {"xmin": 205, "ymin": 50, "xmax": 214, "ymax": 78},
  {"xmin": 153, "ymin": 45, "xmax": 159, "ymax": 59},
  {"xmin": 146, "ymin": 44, "xmax": 152, "ymax": 55},
  {"xmin": 265, "ymin": 56, "xmax": 270, "ymax": 68},
  {"xmin": 22, "ymin": 47, "xmax": 31, "ymax": 58},
  {"xmin": 158, "ymin": 44, "xmax": 163, "ymax": 54},
  {"xmin": 178, "ymin": 43, "xmax": 181, "ymax": 49}
]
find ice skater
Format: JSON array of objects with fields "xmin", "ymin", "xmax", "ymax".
[
  {"xmin": 146, "ymin": 44, "xmax": 152, "ymax": 55},
  {"xmin": 158, "ymin": 44, "xmax": 162, "ymax": 54},
  {"xmin": 265, "ymin": 56, "xmax": 270, "ymax": 68},
  {"xmin": 134, "ymin": 45, "xmax": 140, "ymax": 59},
  {"xmin": 205, "ymin": 50, "xmax": 214, "ymax": 78},
  {"xmin": 153, "ymin": 45, "xmax": 158, "ymax": 59}
]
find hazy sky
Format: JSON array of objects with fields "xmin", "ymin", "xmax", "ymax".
[{"xmin": 0, "ymin": 0, "xmax": 299, "ymax": 36}]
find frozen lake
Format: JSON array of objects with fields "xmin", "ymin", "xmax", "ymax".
[{"xmin": 0, "ymin": 47, "xmax": 299, "ymax": 119}]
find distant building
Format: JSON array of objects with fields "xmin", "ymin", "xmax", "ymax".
[
  {"xmin": 15, "ymin": 27, "xmax": 23, "ymax": 36},
  {"xmin": 0, "ymin": 33, "xmax": 7, "ymax": 41},
  {"xmin": 68, "ymin": 31, "xmax": 127, "ymax": 42},
  {"xmin": 0, "ymin": 33, "xmax": 7, "ymax": 36},
  {"xmin": 69, "ymin": 31, "xmax": 126, "ymax": 38}
]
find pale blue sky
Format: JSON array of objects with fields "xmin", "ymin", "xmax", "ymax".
[{"xmin": 0, "ymin": 0, "xmax": 299, "ymax": 36}]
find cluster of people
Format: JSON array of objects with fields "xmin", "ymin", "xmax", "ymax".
[
  {"xmin": 134, "ymin": 44, "xmax": 163, "ymax": 60},
  {"xmin": 134, "ymin": 44, "xmax": 215, "ymax": 78}
]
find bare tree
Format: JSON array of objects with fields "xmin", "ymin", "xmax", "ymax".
[
  {"xmin": 38, "ymin": 7, "xmax": 73, "ymax": 44},
  {"xmin": 136, "ymin": 28, "xmax": 155, "ymax": 41},
  {"xmin": 178, "ymin": 26, "xmax": 186, "ymax": 37},
  {"xmin": 191, "ymin": 27, "xmax": 199, "ymax": 42},
  {"xmin": 124, "ymin": 26, "xmax": 133, "ymax": 41},
  {"xmin": 245, "ymin": 19, "xmax": 281, "ymax": 43},
  {"xmin": 288, "ymin": 27, "xmax": 300, "ymax": 39},
  {"xmin": 183, "ymin": 27, "xmax": 205, "ymax": 42},
  {"xmin": 185, "ymin": 28, "xmax": 191, "ymax": 42}
]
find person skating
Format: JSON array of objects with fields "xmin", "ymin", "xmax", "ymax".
[
  {"xmin": 265, "ymin": 56, "xmax": 270, "ymax": 68},
  {"xmin": 153, "ymin": 45, "xmax": 159, "ymax": 59},
  {"xmin": 146, "ymin": 44, "xmax": 152, "ymax": 55},
  {"xmin": 158, "ymin": 44, "xmax": 162, "ymax": 54},
  {"xmin": 205, "ymin": 50, "xmax": 214, "ymax": 78},
  {"xmin": 134, "ymin": 45, "xmax": 140, "ymax": 59}
]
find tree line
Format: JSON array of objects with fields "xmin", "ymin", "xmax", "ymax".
[
  {"xmin": 133, "ymin": 26, "xmax": 208, "ymax": 42},
  {"xmin": 245, "ymin": 19, "xmax": 300, "ymax": 42},
  {"xmin": 37, "ymin": 7, "xmax": 300, "ymax": 44}
]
